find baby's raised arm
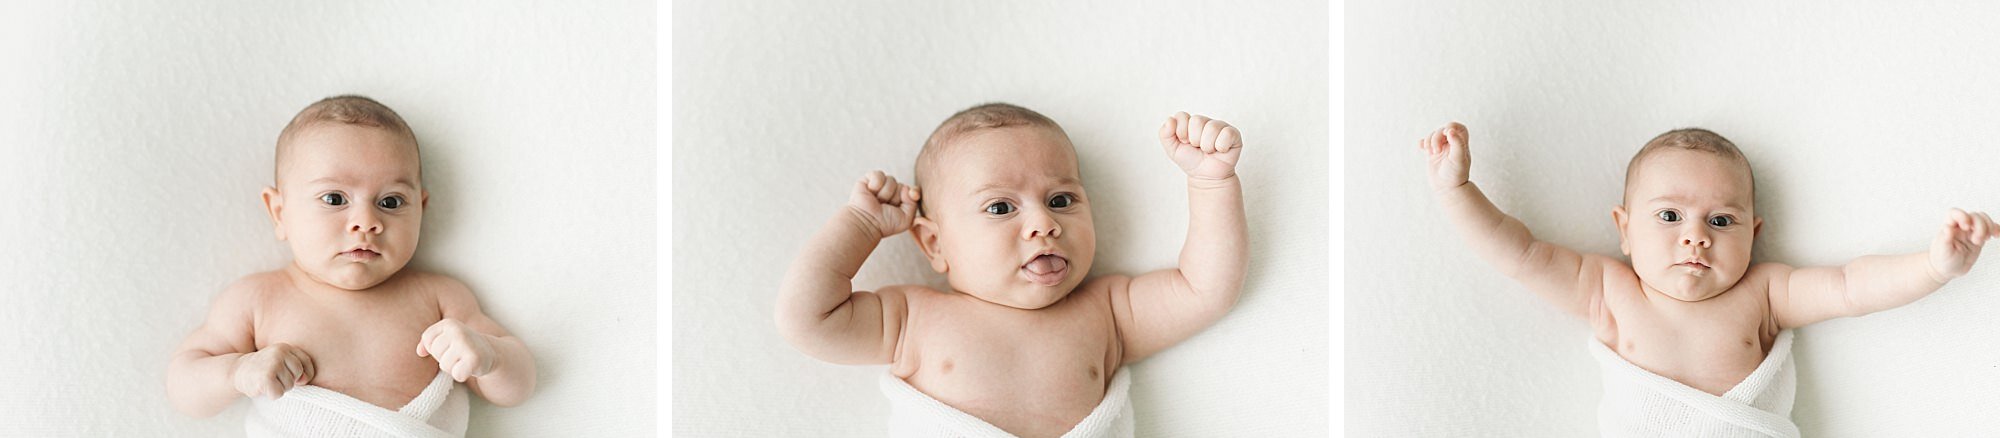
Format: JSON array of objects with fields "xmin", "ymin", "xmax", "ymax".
[
  {"xmin": 775, "ymin": 171, "xmax": 918, "ymax": 365},
  {"xmin": 1769, "ymin": 209, "xmax": 1994, "ymax": 328},
  {"xmin": 1422, "ymin": 123, "xmax": 1619, "ymax": 319},
  {"xmin": 1110, "ymin": 112, "xmax": 1249, "ymax": 364}
]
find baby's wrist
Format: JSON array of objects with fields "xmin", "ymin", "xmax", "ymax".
[
  {"xmin": 1187, "ymin": 174, "xmax": 1239, "ymax": 189},
  {"xmin": 1924, "ymin": 256, "xmax": 1954, "ymax": 285},
  {"xmin": 839, "ymin": 204, "xmax": 889, "ymax": 239}
]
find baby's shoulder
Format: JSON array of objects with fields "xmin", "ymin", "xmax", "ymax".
[
  {"xmin": 874, "ymin": 283, "xmax": 947, "ymax": 302},
  {"xmin": 387, "ymin": 269, "xmax": 477, "ymax": 302},
  {"xmin": 1739, "ymin": 262, "xmax": 1797, "ymax": 287},
  {"xmin": 218, "ymin": 269, "xmax": 294, "ymax": 303}
]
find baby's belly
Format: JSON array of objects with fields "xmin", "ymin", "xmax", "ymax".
[
  {"xmin": 1615, "ymin": 330, "xmax": 1768, "ymax": 395},
  {"xmin": 263, "ymin": 325, "xmax": 442, "ymax": 410},
  {"xmin": 903, "ymin": 333, "xmax": 1116, "ymax": 437}
]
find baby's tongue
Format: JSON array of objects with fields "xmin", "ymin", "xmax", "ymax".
[{"xmin": 1024, "ymin": 255, "xmax": 1067, "ymax": 274}]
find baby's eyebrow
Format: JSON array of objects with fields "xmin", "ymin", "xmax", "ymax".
[
  {"xmin": 1648, "ymin": 195, "xmax": 1746, "ymax": 211},
  {"xmin": 307, "ymin": 176, "xmax": 418, "ymax": 191},
  {"xmin": 966, "ymin": 177, "xmax": 1082, "ymax": 195}
]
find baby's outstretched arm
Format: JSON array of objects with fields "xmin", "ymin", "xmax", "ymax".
[
  {"xmin": 1110, "ymin": 112, "xmax": 1249, "ymax": 364},
  {"xmin": 1423, "ymin": 123, "xmax": 1618, "ymax": 319},
  {"xmin": 1770, "ymin": 209, "xmax": 1995, "ymax": 328},
  {"xmin": 775, "ymin": 171, "xmax": 918, "ymax": 365}
]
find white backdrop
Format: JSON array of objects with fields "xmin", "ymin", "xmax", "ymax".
[
  {"xmin": 1348, "ymin": 1, "xmax": 2000, "ymax": 435},
  {"xmin": 0, "ymin": 2, "xmax": 655, "ymax": 436},
  {"xmin": 673, "ymin": 0, "xmax": 1327, "ymax": 436}
]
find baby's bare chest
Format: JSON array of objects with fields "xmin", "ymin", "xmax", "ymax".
[
  {"xmin": 256, "ymin": 289, "xmax": 442, "ymax": 409},
  {"xmin": 1605, "ymin": 285, "xmax": 1773, "ymax": 394},
  {"xmin": 898, "ymin": 293, "xmax": 1119, "ymax": 434}
]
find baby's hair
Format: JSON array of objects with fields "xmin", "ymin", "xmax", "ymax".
[
  {"xmin": 1623, "ymin": 127, "xmax": 1755, "ymax": 204},
  {"xmin": 274, "ymin": 95, "xmax": 421, "ymax": 185},
  {"xmin": 913, "ymin": 102, "xmax": 1070, "ymax": 216}
]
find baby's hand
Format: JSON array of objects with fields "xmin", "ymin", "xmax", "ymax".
[
  {"xmin": 1158, "ymin": 112, "xmax": 1243, "ymax": 180},
  {"xmin": 1929, "ymin": 208, "xmax": 1996, "ymax": 281},
  {"xmin": 232, "ymin": 342, "xmax": 315, "ymax": 399},
  {"xmin": 1420, "ymin": 122, "xmax": 1471, "ymax": 191},
  {"xmin": 417, "ymin": 318, "xmax": 499, "ymax": 382},
  {"xmin": 847, "ymin": 170, "xmax": 921, "ymax": 238}
]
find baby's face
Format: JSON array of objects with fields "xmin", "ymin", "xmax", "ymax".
[
  {"xmin": 916, "ymin": 126, "xmax": 1096, "ymax": 309},
  {"xmin": 267, "ymin": 124, "xmax": 427, "ymax": 290},
  {"xmin": 1617, "ymin": 149, "xmax": 1760, "ymax": 301}
]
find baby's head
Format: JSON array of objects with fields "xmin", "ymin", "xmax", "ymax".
[
  {"xmin": 260, "ymin": 95, "xmax": 428, "ymax": 290},
  {"xmin": 1614, "ymin": 128, "xmax": 1762, "ymax": 301},
  {"xmin": 910, "ymin": 103, "xmax": 1095, "ymax": 309}
]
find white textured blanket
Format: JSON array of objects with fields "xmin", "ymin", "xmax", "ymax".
[
  {"xmin": 1591, "ymin": 330, "xmax": 1798, "ymax": 437},
  {"xmin": 880, "ymin": 368, "xmax": 1134, "ymax": 438},
  {"xmin": 245, "ymin": 370, "xmax": 470, "ymax": 438}
]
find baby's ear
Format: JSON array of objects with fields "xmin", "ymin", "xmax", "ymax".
[
  {"xmin": 910, "ymin": 217, "xmax": 948, "ymax": 274},
  {"xmin": 1610, "ymin": 205, "xmax": 1630, "ymax": 255},
  {"xmin": 421, "ymin": 189, "xmax": 430, "ymax": 209},
  {"xmin": 261, "ymin": 186, "xmax": 286, "ymax": 241},
  {"xmin": 1752, "ymin": 216, "xmax": 1764, "ymax": 239}
]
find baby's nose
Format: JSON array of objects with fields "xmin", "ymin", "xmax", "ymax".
[
  {"xmin": 349, "ymin": 212, "xmax": 384, "ymax": 234},
  {"xmin": 1680, "ymin": 235, "xmax": 1711, "ymax": 249},
  {"xmin": 1020, "ymin": 215, "xmax": 1061, "ymax": 240}
]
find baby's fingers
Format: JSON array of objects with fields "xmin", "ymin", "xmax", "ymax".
[
  {"xmin": 1421, "ymin": 127, "xmax": 1445, "ymax": 156},
  {"xmin": 1215, "ymin": 125, "xmax": 1241, "ymax": 153},
  {"xmin": 1972, "ymin": 212, "xmax": 1993, "ymax": 245},
  {"xmin": 291, "ymin": 348, "xmax": 315, "ymax": 386},
  {"xmin": 1443, "ymin": 122, "xmax": 1468, "ymax": 150},
  {"xmin": 1948, "ymin": 208, "xmax": 1974, "ymax": 234},
  {"xmin": 1171, "ymin": 112, "xmax": 1192, "ymax": 143},
  {"xmin": 1198, "ymin": 119, "xmax": 1227, "ymax": 153},
  {"xmin": 1187, "ymin": 115, "xmax": 1212, "ymax": 147},
  {"xmin": 898, "ymin": 186, "xmax": 920, "ymax": 219}
]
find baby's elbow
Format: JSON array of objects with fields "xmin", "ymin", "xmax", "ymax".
[
  {"xmin": 166, "ymin": 390, "xmax": 227, "ymax": 419},
  {"xmin": 485, "ymin": 386, "xmax": 535, "ymax": 408}
]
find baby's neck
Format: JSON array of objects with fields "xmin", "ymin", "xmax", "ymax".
[{"xmin": 282, "ymin": 262, "xmax": 397, "ymax": 300}]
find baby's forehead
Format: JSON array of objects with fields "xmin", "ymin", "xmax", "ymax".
[
  {"xmin": 933, "ymin": 130, "xmax": 1080, "ymax": 183},
  {"xmin": 278, "ymin": 124, "xmax": 423, "ymax": 185},
  {"xmin": 1625, "ymin": 151, "xmax": 1755, "ymax": 205}
]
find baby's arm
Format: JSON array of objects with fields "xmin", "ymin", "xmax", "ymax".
[
  {"xmin": 1770, "ymin": 209, "xmax": 1994, "ymax": 328},
  {"xmin": 417, "ymin": 277, "xmax": 538, "ymax": 407},
  {"xmin": 1111, "ymin": 113, "xmax": 1249, "ymax": 364},
  {"xmin": 775, "ymin": 171, "xmax": 918, "ymax": 365},
  {"xmin": 1422, "ymin": 123, "xmax": 1618, "ymax": 319},
  {"xmin": 167, "ymin": 279, "xmax": 315, "ymax": 417}
]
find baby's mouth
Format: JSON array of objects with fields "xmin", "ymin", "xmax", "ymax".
[
  {"xmin": 341, "ymin": 248, "xmax": 381, "ymax": 261},
  {"xmin": 1675, "ymin": 258, "xmax": 1710, "ymax": 270},
  {"xmin": 1021, "ymin": 254, "xmax": 1069, "ymax": 286}
]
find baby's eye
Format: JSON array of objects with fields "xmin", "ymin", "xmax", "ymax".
[
  {"xmin": 1708, "ymin": 216, "xmax": 1734, "ymax": 227},
  {"xmin": 320, "ymin": 193, "xmax": 347, "ymax": 206},
  {"xmin": 984, "ymin": 201, "xmax": 1016, "ymax": 215},
  {"xmin": 1657, "ymin": 210, "xmax": 1680, "ymax": 222},
  {"xmin": 1048, "ymin": 193, "xmax": 1076, "ymax": 209},
  {"xmin": 378, "ymin": 196, "xmax": 406, "ymax": 210}
]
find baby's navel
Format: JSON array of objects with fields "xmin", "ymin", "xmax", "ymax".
[
  {"xmin": 1086, "ymin": 366, "xmax": 1100, "ymax": 381},
  {"xmin": 939, "ymin": 359, "xmax": 953, "ymax": 374}
]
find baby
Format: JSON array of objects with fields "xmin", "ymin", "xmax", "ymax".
[
  {"xmin": 1422, "ymin": 122, "xmax": 1994, "ymax": 435},
  {"xmin": 777, "ymin": 103, "xmax": 1248, "ymax": 437},
  {"xmin": 167, "ymin": 96, "xmax": 537, "ymax": 436}
]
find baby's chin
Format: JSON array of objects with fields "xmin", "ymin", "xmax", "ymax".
[{"xmin": 310, "ymin": 262, "xmax": 398, "ymax": 290}]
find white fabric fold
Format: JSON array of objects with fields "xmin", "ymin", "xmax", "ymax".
[
  {"xmin": 1591, "ymin": 330, "xmax": 1798, "ymax": 438},
  {"xmin": 246, "ymin": 370, "xmax": 469, "ymax": 438},
  {"xmin": 880, "ymin": 367, "xmax": 1134, "ymax": 438}
]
